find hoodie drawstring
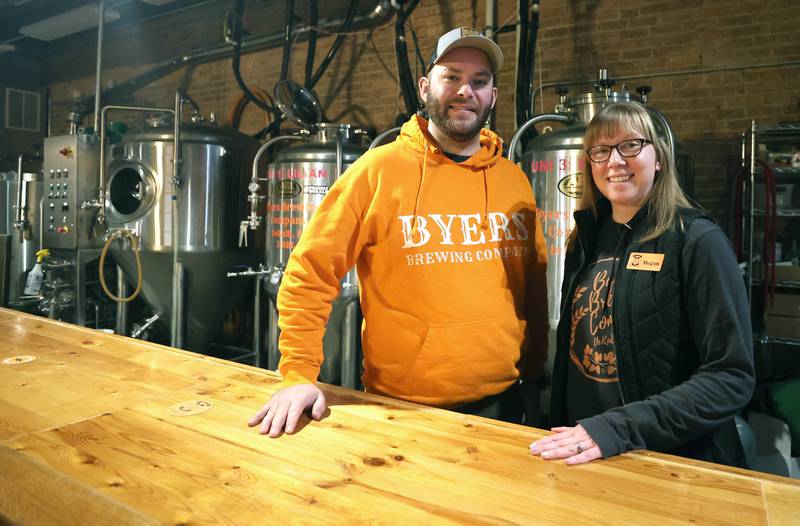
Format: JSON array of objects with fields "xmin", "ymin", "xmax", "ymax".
[
  {"xmin": 410, "ymin": 137, "xmax": 491, "ymax": 234},
  {"xmin": 480, "ymin": 168, "xmax": 489, "ymax": 230},
  {"xmin": 411, "ymin": 145, "xmax": 429, "ymax": 237}
]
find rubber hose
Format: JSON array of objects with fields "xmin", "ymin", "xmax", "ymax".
[{"xmin": 99, "ymin": 230, "xmax": 143, "ymax": 303}]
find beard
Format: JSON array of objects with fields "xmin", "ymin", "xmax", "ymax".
[{"xmin": 424, "ymin": 91, "xmax": 492, "ymax": 143}]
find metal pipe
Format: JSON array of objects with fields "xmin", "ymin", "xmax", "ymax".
[
  {"xmin": 531, "ymin": 60, "xmax": 800, "ymax": 115},
  {"xmin": 93, "ymin": 0, "xmax": 106, "ymax": 135},
  {"xmin": 131, "ymin": 313, "xmax": 160, "ymax": 339},
  {"xmin": 14, "ymin": 154, "xmax": 25, "ymax": 227},
  {"xmin": 170, "ymin": 89, "xmax": 183, "ymax": 348},
  {"xmin": 115, "ymin": 265, "xmax": 128, "ymax": 335},
  {"xmin": 747, "ymin": 120, "xmax": 756, "ymax": 302},
  {"xmin": 267, "ymin": 298, "xmax": 280, "ymax": 370},
  {"xmin": 508, "ymin": 114, "xmax": 571, "ymax": 163},
  {"xmin": 485, "ymin": 0, "xmax": 495, "ymax": 38},
  {"xmin": 244, "ymin": 135, "xmax": 304, "ymax": 232},
  {"xmin": 485, "ymin": 0, "xmax": 496, "ymax": 129},
  {"xmin": 70, "ymin": 1, "xmax": 395, "ymax": 117},
  {"xmin": 254, "ymin": 271, "xmax": 262, "ymax": 368},
  {"xmin": 225, "ymin": 264, "xmax": 271, "ymax": 367},
  {"xmin": 335, "ymin": 128, "xmax": 343, "ymax": 181},
  {"xmin": 93, "ymin": 104, "xmax": 174, "ymax": 223},
  {"xmin": 340, "ymin": 298, "xmax": 358, "ymax": 389},
  {"xmin": 251, "ymin": 136, "xmax": 303, "ymax": 190},
  {"xmin": 368, "ymin": 126, "xmax": 401, "ymax": 150},
  {"xmin": 46, "ymin": 88, "xmax": 52, "ymax": 137},
  {"xmin": 88, "ymin": 298, "xmax": 100, "ymax": 328}
]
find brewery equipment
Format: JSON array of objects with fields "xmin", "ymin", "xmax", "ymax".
[
  {"xmin": 509, "ymin": 69, "xmax": 692, "ymax": 369},
  {"xmin": 234, "ymin": 80, "xmax": 368, "ymax": 388},
  {"xmin": 0, "ymin": 156, "xmax": 42, "ymax": 307},
  {"xmin": 34, "ymin": 133, "xmax": 108, "ymax": 324},
  {"xmin": 105, "ymin": 114, "xmax": 259, "ymax": 353},
  {"xmin": 509, "ymin": 70, "xmax": 692, "ymax": 334}
]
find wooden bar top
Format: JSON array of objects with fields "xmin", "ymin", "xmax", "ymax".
[{"xmin": 1, "ymin": 307, "xmax": 798, "ymax": 525}]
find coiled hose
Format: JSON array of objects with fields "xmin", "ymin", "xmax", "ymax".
[{"xmin": 99, "ymin": 230, "xmax": 143, "ymax": 303}]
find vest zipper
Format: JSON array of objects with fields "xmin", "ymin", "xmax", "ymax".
[{"xmin": 612, "ymin": 247, "xmax": 631, "ymax": 407}]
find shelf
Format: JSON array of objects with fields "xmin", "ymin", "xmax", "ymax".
[
  {"xmin": 752, "ymin": 279, "xmax": 800, "ymax": 290},
  {"xmin": 752, "ymin": 166, "xmax": 800, "ymax": 177},
  {"xmin": 752, "ymin": 209, "xmax": 800, "ymax": 217},
  {"xmin": 756, "ymin": 123, "xmax": 800, "ymax": 136},
  {"xmin": 758, "ymin": 335, "xmax": 800, "ymax": 347},
  {"xmin": 771, "ymin": 166, "xmax": 800, "ymax": 176}
]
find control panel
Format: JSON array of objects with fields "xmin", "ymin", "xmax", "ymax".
[{"xmin": 42, "ymin": 134, "xmax": 102, "ymax": 249}]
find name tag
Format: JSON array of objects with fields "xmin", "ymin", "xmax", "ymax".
[{"xmin": 626, "ymin": 252, "xmax": 664, "ymax": 271}]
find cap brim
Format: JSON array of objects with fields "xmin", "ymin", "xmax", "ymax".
[{"xmin": 435, "ymin": 35, "xmax": 503, "ymax": 73}]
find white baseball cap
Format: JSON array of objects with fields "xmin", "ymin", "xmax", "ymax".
[{"xmin": 427, "ymin": 27, "xmax": 504, "ymax": 74}]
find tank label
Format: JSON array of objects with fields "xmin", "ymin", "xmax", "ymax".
[
  {"xmin": 530, "ymin": 157, "xmax": 585, "ymax": 174},
  {"xmin": 274, "ymin": 179, "xmax": 302, "ymax": 199},
  {"xmin": 557, "ymin": 172, "xmax": 583, "ymax": 198},
  {"xmin": 268, "ymin": 203, "xmax": 316, "ymax": 212},
  {"xmin": 530, "ymin": 159, "xmax": 554, "ymax": 173},
  {"xmin": 536, "ymin": 209, "xmax": 574, "ymax": 256},
  {"xmin": 269, "ymin": 167, "xmax": 329, "ymax": 180},
  {"xmin": 304, "ymin": 185, "xmax": 329, "ymax": 195}
]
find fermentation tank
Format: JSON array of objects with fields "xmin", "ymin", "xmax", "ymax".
[
  {"xmin": 263, "ymin": 123, "xmax": 368, "ymax": 386},
  {"xmin": 105, "ymin": 121, "xmax": 259, "ymax": 352},
  {"xmin": 511, "ymin": 75, "xmax": 693, "ymax": 366},
  {"xmin": 247, "ymin": 79, "xmax": 369, "ymax": 387},
  {"xmin": 0, "ymin": 164, "xmax": 43, "ymax": 306}
]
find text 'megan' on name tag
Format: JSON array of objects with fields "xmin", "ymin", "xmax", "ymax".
[{"xmin": 626, "ymin": 252, "xmax": 665, "ymax": 271}]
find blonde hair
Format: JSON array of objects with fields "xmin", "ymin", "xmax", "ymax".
[{"xmin": 580, "ymin": 101, "xmax": 692, "ymax": 241}]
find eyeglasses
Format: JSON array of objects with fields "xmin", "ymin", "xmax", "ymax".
[{"xmin": 586, "ymin": 138, "xmax": 653, "ymax": 163}]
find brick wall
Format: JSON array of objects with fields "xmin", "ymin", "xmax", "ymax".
[{"xmin": 43, "ymin": 0, "xmax": 800, "ymax": 224}]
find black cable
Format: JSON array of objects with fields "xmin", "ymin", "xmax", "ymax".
[
  {"xmin": 280, "ymin": 0, "xmax": 295, "ymax": 81},
  {"xmin": 525, "ymin": 1, "xmax": 541, "ymax": 122},
  {"xmin": 515, "ymin": 0, "xmax": 530, "ymax": 128},
  {"xmin": 307, "ymin": 0, "xmax": 359, "ymax": 90},
  {"xmin": 304, "ymin": 0, "xmax": 318, "ymax": 88},
  {"xmin": 394, "ymin": 0, "xmax": 422, "ymax": 115},
  {"xmin": 408, "ymin": 22, "xmax": 426, "ymax": 74},
  {"xmin": 232, "ymin": 0, "xmax": 280, "ymax": 118}
]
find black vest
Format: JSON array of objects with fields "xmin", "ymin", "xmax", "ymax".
[{"xmin": 551, "ymin": 202, "xmax": 746, "ymax": 466}]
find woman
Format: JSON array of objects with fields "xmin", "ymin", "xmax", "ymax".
[{"xmin": 530, "ymin": 102, "xmax": 754, "ymax": 466}]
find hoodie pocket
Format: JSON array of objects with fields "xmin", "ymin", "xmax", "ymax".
[{"xmin": 407, "ymin": 314, "xmax": 526, "ymax": 404}]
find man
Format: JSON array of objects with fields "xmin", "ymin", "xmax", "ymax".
[{"xmin": 248, "ymin": 27, "xmax": 548, "ymax": 437}]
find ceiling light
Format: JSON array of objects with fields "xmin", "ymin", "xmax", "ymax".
[{"xmin": 18, "ymin": 4, "xmax": 120, "ymax": 42}]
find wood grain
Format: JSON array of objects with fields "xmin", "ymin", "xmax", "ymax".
[{"xmin": 1, "ymin": 308, "xmax": 799, "ymax": 525}]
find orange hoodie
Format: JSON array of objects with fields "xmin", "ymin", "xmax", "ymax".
[{"xmin": 276, "ymin": 115, "xmax": 548, "ymax": 407}]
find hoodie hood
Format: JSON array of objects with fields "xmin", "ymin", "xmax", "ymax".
[{"xmin": 398, "ymin": 114, "xmax": 503, "ymax": 169}]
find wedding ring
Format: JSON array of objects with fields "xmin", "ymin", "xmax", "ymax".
[{"xmin": 576, "ymin": 442, "xmax": 584, "ymax": 454}]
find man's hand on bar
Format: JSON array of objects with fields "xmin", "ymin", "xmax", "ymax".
[{"xmin": 248, "ymin": 384, "xmax": 327, "ymax": 438}]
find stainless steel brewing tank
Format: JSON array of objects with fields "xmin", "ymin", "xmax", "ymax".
[
  {"xmin": 266, "ymin": 124, "xmax": 365, "ymax": 270},
  {"xmin": 265, "ymin": 123, "xmax": 367, "ymax": 386},
  {"xmin": 519, "ymin": 126, "xmax": 586, "ymax": 330},
  {"xmin": 519, "ymin": 91, "xmax": 693, "ymax": 330},
  {"xmin": 105, "ymin": 123, "xmax": 259, "ymax": 352},
  {"xmin": 0, "ymin": 170, "xmax": 43, "ymax": 305}
]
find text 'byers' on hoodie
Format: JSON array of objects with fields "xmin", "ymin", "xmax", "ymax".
[{"xmin": 276, "ymin": 115, "xmax": 548, "ymax": 407}]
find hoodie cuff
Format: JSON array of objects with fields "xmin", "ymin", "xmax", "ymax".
[{"xmin": 275, "ymin": 368, "xmax": 317, "ymax": 391}]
